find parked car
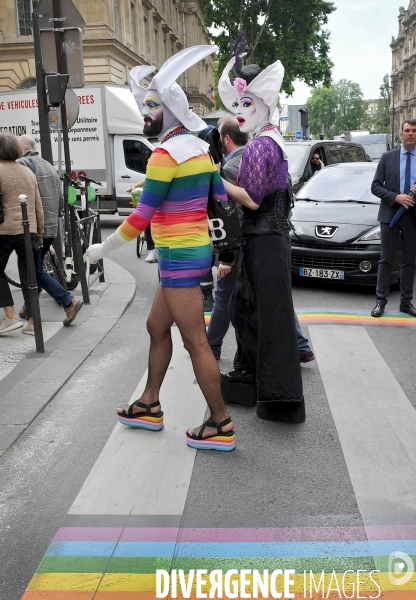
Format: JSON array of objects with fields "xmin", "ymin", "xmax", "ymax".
[
  {"xmin": 350, "ymin": 133, "xmax": 391, "ymax": 162},
  {"xmin": 290, "ymin": 162, "xmax": 401, "ymax": 285},
  {"xmin": 285, "ymin": 140, "xmax": 372, "ymax": 194}
]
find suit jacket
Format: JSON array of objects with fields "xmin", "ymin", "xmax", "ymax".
[{"xmin": 371, "ymin": 148, "xmax": 403, "ymax": 224}]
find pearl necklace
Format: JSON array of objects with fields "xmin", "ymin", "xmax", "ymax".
[{"xmin": 162, "ymin": 125, "xmax": 191, "ymax": 143}]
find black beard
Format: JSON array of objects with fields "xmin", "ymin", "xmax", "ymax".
[{"xmin": 143, "ymin": 117, "xmax": 163, "ymax": 137}]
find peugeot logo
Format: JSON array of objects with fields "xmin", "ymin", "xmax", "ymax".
[{"xmin": 315, "ymin": 225, "xmax": 338, "ymax": 238}]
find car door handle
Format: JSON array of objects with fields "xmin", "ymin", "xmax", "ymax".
[{"xmin": 121, "ymin": 175, "xmax": 131, "ymax": 179}]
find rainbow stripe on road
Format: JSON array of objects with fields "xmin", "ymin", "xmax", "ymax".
[
  {"xmin": 204, "ymin": 309, "xmax": 416, "ymax": 327},
  {"xmin": 22, "ymin": 521, "xmax": 416, "ymax": 598},
  {"xmin": 297, "ymin": 309, "xmax": 416, "ymax": 326}
]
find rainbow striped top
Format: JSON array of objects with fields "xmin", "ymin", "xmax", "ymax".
[{"xmin": 118, "ymin": 147, "xmax": 228, "ymax": 287}]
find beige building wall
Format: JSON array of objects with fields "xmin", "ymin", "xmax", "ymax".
[
  {"xmin": 0, "ymin": 0, "xmax": 215, "ymax": 115},
  {"xmin": 391, "ymin": 0, "xmax": 416, "ymax": 134}
]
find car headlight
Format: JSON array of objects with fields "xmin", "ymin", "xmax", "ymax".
[{"xmin": 355, "ymin": 225, "xmax": 381, "ymax": 242}]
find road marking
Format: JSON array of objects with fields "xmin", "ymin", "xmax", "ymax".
[
  {"xmin": 69, "ymin": 327, "xmax": 207, "ymax": 516},
  {"xmin": 310, "ymin": 324, "xmax": 416, "ymax": 582},
  {"xmin": 21, "ymin": 324, "xmax": 416, "ymax": 598},
  {"xmin": 298, "ymin": 308, "xmax": 416, "ymax": 326}
]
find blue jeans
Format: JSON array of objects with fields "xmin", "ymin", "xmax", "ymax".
[
  {"xmin": 34, "ymin": 238, "xmax": 73, "ymax": 308},
  {"xmin": 207, "ymin": 262, "xmax": 238, "ymax": 356},
  {"xmin": 207, "ymin": 261, "xmax": 312, "ymax": 357},
  {"xmin": 295, "ymin": 312, "xmax": 311, "ymax": 353}
]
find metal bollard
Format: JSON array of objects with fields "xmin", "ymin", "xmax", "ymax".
[{"xmin": 19, "ymin": 194, "xmax": 45, "ymax": 353}]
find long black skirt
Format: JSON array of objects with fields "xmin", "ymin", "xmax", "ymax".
[{"xmin": 229, "ymin": 231, "xmax": 305, "ymax": 421}]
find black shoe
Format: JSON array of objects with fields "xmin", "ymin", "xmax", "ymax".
[
  {"xmin": 220, "ymin": 368, "xmax": 255, "ymax": 385},
  {"xmin": 371, "ymin": 303, "xmax": 384, "ymax": 318},
  {"xmin": 221, "ymin": 369, "xmax": 256, "ymax": 407},
  {"xmin": 399, "ymin": 303, "xmax": 416, "ymax": 317}
]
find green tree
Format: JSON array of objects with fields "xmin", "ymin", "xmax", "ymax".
[
  {"xmin": 306, "ymin": 85, "xmax": 338, "ymax": 138},
  {"xmin": 205, "ymin": 0, "xmax": 335, "ymax": 99},
  {"xmin": 307, "ymin": 79, "xmax": 369, "ymax": 138},
  {"xmin": 372, "ymin": 74, "xmax": 391, "ymax": 133}
]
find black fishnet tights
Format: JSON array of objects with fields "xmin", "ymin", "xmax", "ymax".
[{"xmin": 118, "ymin": 285, "xmax": 232, "ymax": 437}]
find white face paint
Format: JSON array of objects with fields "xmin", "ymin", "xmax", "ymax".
[{"xmin": 231, "ymin": 93, "xmax": 269, "ymax": 133}]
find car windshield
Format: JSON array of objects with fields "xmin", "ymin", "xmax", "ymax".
[
  {"xmin": 357, "ymin": 142, "xmax": 387, "ymax": 160},
  {"xmin": 296, "ymin": 167, "xmax": 379, "ymax": 203},
  {"xmin": 285, "ymin": 144, "xmax": 309, "ymax": 176}
]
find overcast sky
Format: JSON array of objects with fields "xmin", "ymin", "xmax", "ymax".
[{"xmin": 287, "ymin": 0, "xmax": 402, "ymax": 105}]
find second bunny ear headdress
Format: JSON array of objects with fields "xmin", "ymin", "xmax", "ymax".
[
  {"xmin": 218, "ymin": 35, "xmax": 284, "ymax": 118},
  {"xmin": 130, "ymin": 45, "xmax": 218, "ymax": 132}
]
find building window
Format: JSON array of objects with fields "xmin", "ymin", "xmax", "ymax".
[
  {"xmin": 131, "ymin": 3, "xmax": 136, "ymax": 52},
  {"xmin": 114, "ymin": 0, "xmax": 120, "ymax": 40},
  {"xmin": 144, "ymin": 17, "xmax": 149, "ymax": 60},
  {"xmin": 18, "ymin": 77, "xmax": 37, "ymax": 89},
  {"xmin": 17, "ymin": 0, "xmax": 32, "ymax": 36}
]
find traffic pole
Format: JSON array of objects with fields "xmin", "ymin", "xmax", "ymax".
[
  {"xmin": 19, "ymin": 195, "xmax": 45, "ymax": 354},
  {"xmin": 32, "ymin": 0, "xmax": 53, "ymax": 165},
  {"xmin": 52, "ymin": 0, "xmax": 90, "ymax": 304}
]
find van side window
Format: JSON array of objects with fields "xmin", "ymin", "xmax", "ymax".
[
  {"xmin": 343, "ymin": 145, "xmax": 365, "ymax": 162},
  {"xmin": 325, "ymin": 144, "xmax": 345, "ymax": 164},
  {"xmin": 123, "ymin": 140, "xmax": 152, "ymax": 173}
]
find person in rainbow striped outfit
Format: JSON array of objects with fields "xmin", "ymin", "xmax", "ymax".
[{"xmin": 88, "ymin": 46, "xmax": 258, "ymax": 451}]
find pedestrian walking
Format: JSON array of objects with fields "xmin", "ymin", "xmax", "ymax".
[
  {"xmin": 18, "ymin": 135, "xmax": 83, "ymax": 331},
  {"xmin": 371, "ymin": 120, "xmax": 416, "ymax": 318},
  {"xmin": 0, "ymin": 132, "xmax": 43, "ymax": 335},
  {"xmin": 217, "ymin": 34, "xmax": 305, "ymax": 422},
  {"xmin": 88, "ymin": 46, "xmax": 258, "ymax": 451}
]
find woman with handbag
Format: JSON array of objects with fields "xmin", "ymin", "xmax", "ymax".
[
  {"xmin": 88, "ymin": 46, "xmax": 257, "ymax": 451},
  {"xmin": 0, "ymin": 133, "xmax": 44, "ymax": 335},
  {"xmin": 217, "ymin": 35, "xmax": 305, "ymax": 423}
]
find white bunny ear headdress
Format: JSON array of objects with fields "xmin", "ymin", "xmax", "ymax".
[
  {"xmin": 130, "ymin": 45, "xmax": 219, "ymax": 132},
  {"xmin": 218, "ymin": 48, "xmax": 284, "ymax": 118}
]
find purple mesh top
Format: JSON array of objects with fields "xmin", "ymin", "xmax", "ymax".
[{"xmin": 238, "ymin": 136, "xmax": 288, "ymax": 205}]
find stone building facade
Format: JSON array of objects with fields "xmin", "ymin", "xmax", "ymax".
[
  {"xmin": 0, "ymin": 0, "xmax": 215, "ymax": 116},
  {"xmin": 391, "ymin": 0, "xmax": 416, "ymax": 134}
]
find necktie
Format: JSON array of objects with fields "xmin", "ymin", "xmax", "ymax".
[{"xmin": 404, "ymin": 151, "xmax": 411, "ymax": 195}]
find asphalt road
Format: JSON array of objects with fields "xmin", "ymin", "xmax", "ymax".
[{"xmin": 1, "ymin": 216, "xmax": 416, "ymax": 600}]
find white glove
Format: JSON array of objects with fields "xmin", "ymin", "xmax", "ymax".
[{"xmin": 87, "ymin": 229, "xmax": 127, "ymax": 264}]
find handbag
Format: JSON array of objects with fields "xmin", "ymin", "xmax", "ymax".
[{"xmin": 207, "ymin": 173, "xmax": 242, "ymax": 253}]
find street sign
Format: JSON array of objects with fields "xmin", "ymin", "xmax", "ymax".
[
  {"xmin": 48, "ymin": 88, "xmax": 79, "ymax": 130},
  {"xmin": 280, "ymin": 116, "xmax": 289, "ymax": 121},
  {"xmin": 295, "ymin": 131, "xmax": 302, "ymax": 140},
  {"xmin": 38, "ymin": 0, "xmax": 85, "ymax": 30},
  {"xmin": 41, "ymin": 28, "xmax": 84, "ymax": 88}
]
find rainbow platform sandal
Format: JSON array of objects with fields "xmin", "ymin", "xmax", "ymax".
[
  {"xmin": 186, "ymin": 417, "xmax": 235, "ymax": 451},
  {"xmin": 118, "ymin": 400, "xmax": 164, "ymax": 431}
]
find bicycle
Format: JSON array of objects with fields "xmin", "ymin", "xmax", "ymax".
[
  {"xmin": 131, "ymin": 188, "xmax": 146, "ymax": 258},
  {"xmin": 4, "ymin": 244, "xmax": 67, "ymax": 289},
  {"xmin": 65, "ymin": 173, "xmax": 104, "ymax": 286},
  {"xmin": 136, "ymin": 230, "xmax": 146, "ymax": 257}
]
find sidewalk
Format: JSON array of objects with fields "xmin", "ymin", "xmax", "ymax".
[{"xmin": 0, "ymin": 259, "xmax": 136, "ymax": 457}]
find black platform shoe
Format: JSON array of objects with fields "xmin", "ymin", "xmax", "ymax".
[
  {"xmin": 256, "ymin": 399, "xmax": 306, "ymax": 423},
  {"xmin": 220, "ymin": 369, "xmax": 257, "ymax": 407}
]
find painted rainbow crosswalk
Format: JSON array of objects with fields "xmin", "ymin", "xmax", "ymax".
[
  {"xmin": 204, "ymin": 310, "xmax": 416, "ymax": 327},
  {"xmin": 22, "ymin": 519, "xmax": 416, "ymax": 599},
  {"xmin": 296, "ymin": 309, "xmax": 416, "ymax": 327}
]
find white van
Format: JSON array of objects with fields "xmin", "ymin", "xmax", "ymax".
[{"xmin": 0, "ymin": 84, "xmax": 155, "ymax": 215}]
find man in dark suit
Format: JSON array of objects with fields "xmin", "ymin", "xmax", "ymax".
[{"xmin": 371, "ymin": 119, "xmax": 416, "ymax": 317}]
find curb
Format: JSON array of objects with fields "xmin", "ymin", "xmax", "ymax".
[{"xmin": 0, "ymin": 259, "xmax": 136, "ymax": 456}]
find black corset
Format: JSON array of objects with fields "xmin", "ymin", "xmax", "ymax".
[{"xmin": 242, "ymin": 188, "xmax": 290, "ymax": 237}]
